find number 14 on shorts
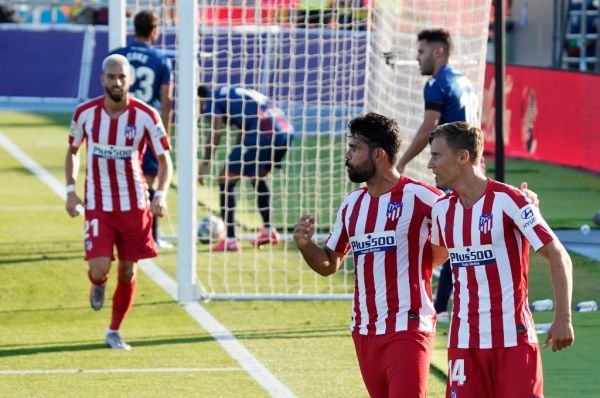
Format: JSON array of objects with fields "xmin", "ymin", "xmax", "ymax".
[{"xmin": 448, "ymin": 359, "xmax": 466, "ymax": 386}]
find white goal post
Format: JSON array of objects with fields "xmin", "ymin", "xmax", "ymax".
[{"xmin": 111, "ymin": 0, "xmax": 491, "ymax": 302}]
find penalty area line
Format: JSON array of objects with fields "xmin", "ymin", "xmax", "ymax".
[{"xmin": 0, "ymin": 367, "xmax": 243, "ymax": 376}]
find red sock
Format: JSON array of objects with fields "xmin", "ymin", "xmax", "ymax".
[
  {"xmin": 109, "ymin": 277, "xmax": 137, "ymax": 330},
  {"xmin": 88, "ymin": 270, "xmax": 107, "ymax": 286}
]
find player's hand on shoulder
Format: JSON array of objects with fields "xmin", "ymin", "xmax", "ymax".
[
  {"xmin": 520, "ymin": 181, "xmax": 539, "ymax": 208},
  {"xmin": 544, "ymin": 318, "xmax": 575, "ymax": 352},
  {"xmin": 294, "ymin": 214, "xmax": 315, "ymax": 248}
]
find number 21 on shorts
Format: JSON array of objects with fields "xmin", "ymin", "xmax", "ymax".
[
  {"xmin": 84, "ymin": 219, "xmax": 99, "ymax": 239},
  {"xmin": 448, "ymin": 359, "xmax": 466, "ymax": 386}
]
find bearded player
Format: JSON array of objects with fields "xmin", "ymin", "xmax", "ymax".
[{"xmin": 65, "ymin": 54, "xmax": 173, "ymax": 350}]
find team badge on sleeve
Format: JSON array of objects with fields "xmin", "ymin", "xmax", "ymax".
[
  {"xmin": 386, "ymin": 201, "xmax": 403, "ymax": 221},
  {"xmin": 150, "ymin": 124, "xmax": 167, "ymax": 139},
  {"xmin": 479, "ymin": 213, "xmax": 493, "ymax": 234}
]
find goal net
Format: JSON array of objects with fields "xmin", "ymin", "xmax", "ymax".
[{"xmin": 120, "ymin": 0, "xmax": 491, "ymax": 300}]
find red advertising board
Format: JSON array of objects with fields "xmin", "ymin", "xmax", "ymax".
[{"xmin": 482, "ymin": 64, "xmax": 600, "ymax": 173}]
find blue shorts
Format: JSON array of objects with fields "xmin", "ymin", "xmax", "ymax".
[
  {"xmin": 227, "ymin": 133, "xmax": 292, "ymax": 177},
  {"xmin": 142, "ymin": 149, "xmax": 158, "ymax": 176}
]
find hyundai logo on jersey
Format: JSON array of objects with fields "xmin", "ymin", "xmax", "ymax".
[
  {"xmin": 521, "ymin": 207, "xmax": 534, "ymax": 220},
  {"xmin": 350, "ymin": 231, "xmax": 396, "ymax": 256},
  {"xmin": 150, "ymin": 124, "xmax": 166, "ymax": 139},
  {"xmin": 479, "ymin": 213, "xmax": 493, "ymax": 234},
  {"xmin": 124, "ymin": 125, "xmax": 136, "ymax": 140},
  {"xmin": 448, "ymin": 244, "xmax": 496, "ymax": 268},
  {"xmin": 386, "ymin": 201, "xmax": 403, "ymax": 221},
  {"xmin": 520, "ymin": 205, "xmax": 538, "ymax": 229}
]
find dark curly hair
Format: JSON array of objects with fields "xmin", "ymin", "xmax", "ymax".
[{"xmin": 348, "ymin": 112, "xmax": 402, "ymax": 164}]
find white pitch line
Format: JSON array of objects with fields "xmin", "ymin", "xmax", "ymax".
[
  {"xmin": 0, "ymin": 132, "xmax": 296, "ymax": 398},
  {"xmin": 140, "ymin": 260, "xmax": 295, "ymax": 397},
  {"xmin": 0, "ymin": 133, "xmax": 68, "ymax": 201},
  {"xmin": 0, "ymin": 367, "xmax": 243, "ymax": 376}
]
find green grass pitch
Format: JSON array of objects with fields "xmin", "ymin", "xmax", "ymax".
[{"xmin": 1, "ymin": 111, "xmax": 599, "ymax": 397}]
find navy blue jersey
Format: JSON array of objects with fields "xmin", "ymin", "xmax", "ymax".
[
  {"xmin": 110, "ymin": 41, "xmax": 173, "ymax": 111},
  {"xmin": 204, "ymin": 86, "xmax": 293, "ymax": 137},
  {"xmin": 424, "ymin": 64, "xmax": 478, "ymax": 125}
]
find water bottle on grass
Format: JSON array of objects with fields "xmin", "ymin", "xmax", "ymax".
[
  {"xmin": 530, "ymin": 299, "xmax": 553, "ymax": 312},
  {"xmin": 576, "ymin": 301, "xmax": 598, "ymax": 312}
]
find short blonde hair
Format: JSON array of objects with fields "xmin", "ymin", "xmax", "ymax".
[{"xmin": 102, "ymin": 54, "xmax": 130, "ymax": 75}]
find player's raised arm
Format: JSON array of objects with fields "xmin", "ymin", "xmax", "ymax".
[
  {"xmin": 397, "ymin": 110, "xmax": 440, "ymax": 173},
  {"xmin": 294, "ymin": 215, "xmax": 344, "ymax": 276},
  {"xmin": 537, "ymin": 240, "xmax": 575, "ymax": 352}
]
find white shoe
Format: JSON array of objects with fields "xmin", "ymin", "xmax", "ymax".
[
  {"xmin": 105, "ymin": 331, "xmax": 131, "ymax": 351},
  {"xmin": 156, "ymin": 239, "xmax": 173, "ymax": 249}
]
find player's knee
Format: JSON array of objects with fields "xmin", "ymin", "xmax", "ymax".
[
  {"xmin": 89, "ymin": 268, "xmax": 109, "ymax": 282},
  {"xmin": 117, "ymin": 263, "xmax": 136, "ymax": 283}
]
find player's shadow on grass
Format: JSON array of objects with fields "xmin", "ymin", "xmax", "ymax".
[
  {"xmin": 429, "ymin": 362, "xmax": 447, "ymax": 383},
  {"xmin": 0, "ymin": 335, "xmax": 217, "ymax": 358},
  {"xmin": 0, "ymin": 253, "xmax": 83, "ymax": 266},
  {"xmin": 0, "ymin": 300, "xmax": 173, "ymax": 317},
  {"xmin": 0, "ymin": 325, "xmax": 348, "ymax": 358}
]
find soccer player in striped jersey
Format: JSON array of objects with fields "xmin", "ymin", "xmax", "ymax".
[
  {"xmin": 64, "ymin": 54, "xmax": 173, "ymax": 350},
  {"xmin": 294, "ymin": 113, "xmax": 445, "ymax": 397},
  {"xmin": 396, "ymin": 28, "xmax": 481, "ymax": 323},
  {"xmin": 110, "ymin": 10, "xmax": 174, "ymax": 250},
  {"xmin": 427, "ymin": 122, "xmax": 574, "ymax": 398}
]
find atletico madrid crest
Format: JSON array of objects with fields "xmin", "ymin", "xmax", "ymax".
[
  {"xmin": 479, "ymin": 213, "xmax": 493, "ymax": 234},
  {"xmin": 124, "ymin": 125, "xmax": 137, "ymax": 140},
  {"xmin": 386, "ymin": 201, "xmax": 403, "ymax": 221}
]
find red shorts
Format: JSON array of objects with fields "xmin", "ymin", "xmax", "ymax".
[
  {"xmin": 352, "ymin": 330, "xmax": 435, "ymax": 398},
  {"xmin": 446, "ymin": 344, "xmax": 543, "ymax": 398},
  {"xmin": 84, "ymin": 208, "xmax": 157, "ymax": 261}
]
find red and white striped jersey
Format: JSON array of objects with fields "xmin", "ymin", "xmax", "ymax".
[
  {"xmin": 326, "ymin": 175, "xmax": 443, "ymax": 335},
  {"xmin": 431, "ymin": 179, "xmax": 556, "ymax": 349},
  {"xmin": 69, "ymin": 96, "xmax": 170, "ymax": 212}
]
